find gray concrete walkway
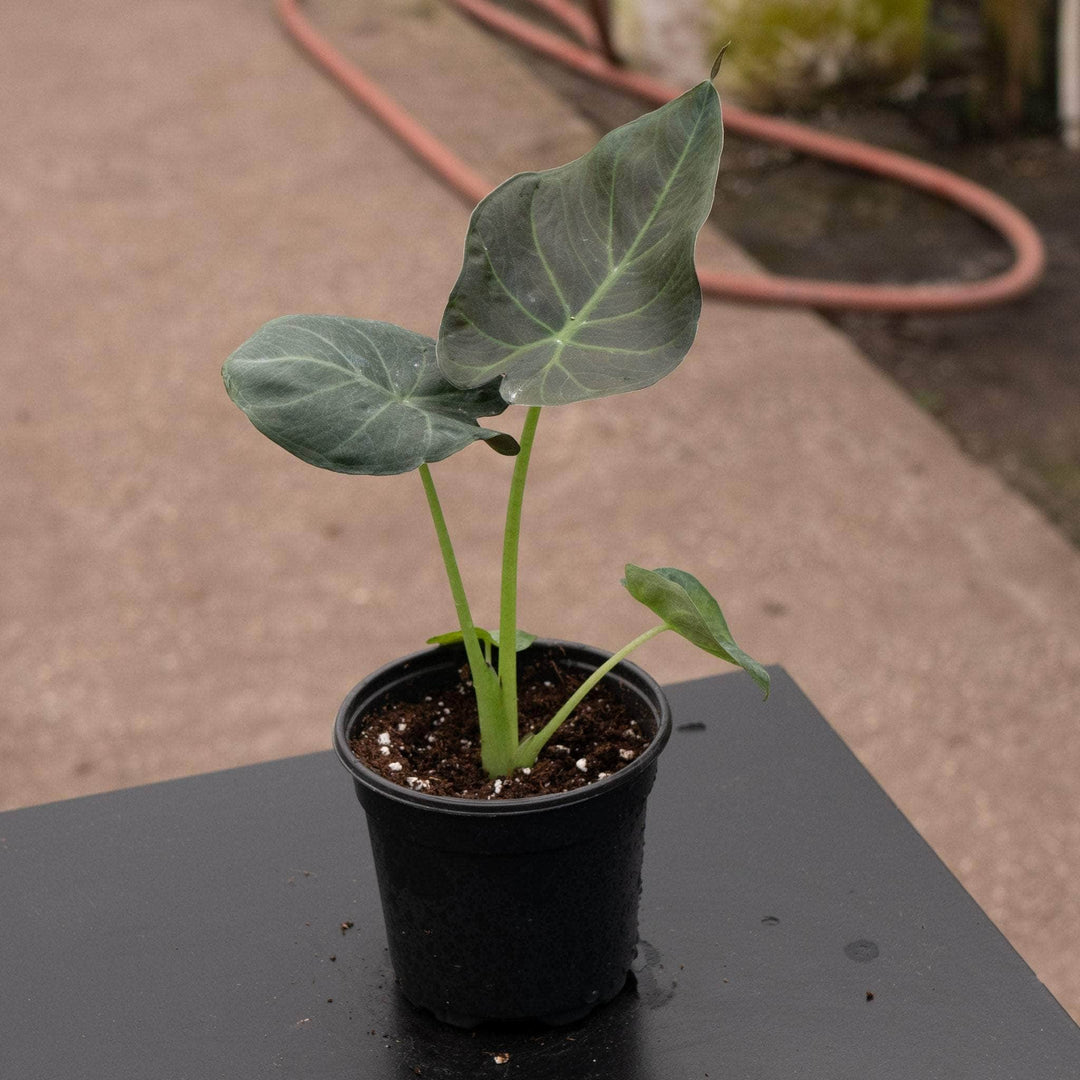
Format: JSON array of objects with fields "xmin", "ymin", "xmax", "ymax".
[{"xmin": 2, "ymin": 0, "xmax": 1078, "ymax": 1019}]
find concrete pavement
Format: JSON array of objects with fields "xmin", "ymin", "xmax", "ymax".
[{"xmin": 2, "ymin": 0, "xmax": 1078, "ymax": 1019}]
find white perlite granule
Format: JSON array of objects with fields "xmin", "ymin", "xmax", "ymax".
[
  {"xmin": 377, "ymin": 732, "xmax": 391, "ymax": 746},
  {"xmin": 575, "ymin": 758, "xmax": 588, "ymax": 773},
  {"xmin": 388, "ymin": 762, "xmax": 403, "ymax": 773}
]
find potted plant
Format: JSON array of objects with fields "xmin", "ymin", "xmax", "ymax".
[{"xmin": 223, "ymin": 65, "xmax": 768, "ymax": 1028}]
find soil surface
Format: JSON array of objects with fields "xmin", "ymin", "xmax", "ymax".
[
  {"xmin": 349, "ymin": 654, "xmax": 653, "ymax": 798},
  {"xmin": 521, "ymin": 51, "xmax": 1080, "ymax": 548}
]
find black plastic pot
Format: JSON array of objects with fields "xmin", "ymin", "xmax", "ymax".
[{"xmin": 333, "ymin": 640, "xmax": 672, "ymax": 1028}]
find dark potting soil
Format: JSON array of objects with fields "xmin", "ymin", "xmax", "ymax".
[{"xmin": 348, "ymin": 654, "xmax": 652, "ymax": 800}]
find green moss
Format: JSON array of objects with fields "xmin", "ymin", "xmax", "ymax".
[
  {"xmin": 1035, "ymin": 459, "xmax": 1080, "ymax": 498},
  {"xmin": 705, "ymin": 0, "xmax": 930, "ymax": 106}
]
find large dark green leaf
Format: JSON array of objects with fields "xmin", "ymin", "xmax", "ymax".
[
  {"xmin": 622, "ymin": 564, "xmax": 770, "ymax": 697},
  {"xmin": 437, "ymin": 81, "xmax": 723, "ymax": 406},
  {"xmin": 223, "ymin": 315, "xmax": 517, "ymax": 475}
]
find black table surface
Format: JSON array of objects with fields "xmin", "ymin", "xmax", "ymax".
[{"xmin": 2, "ymin": 668, "xmax": 1077, "ymax": 1079}]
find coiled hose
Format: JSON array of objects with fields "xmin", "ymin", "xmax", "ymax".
[{"xmin": 276, "ymin": 0, "xmax": 1046, "ymax": 312}]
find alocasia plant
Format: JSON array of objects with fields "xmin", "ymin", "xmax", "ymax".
[{"xmin": 223, "ymin": 72, "xmax": 769, "ymax": 780}]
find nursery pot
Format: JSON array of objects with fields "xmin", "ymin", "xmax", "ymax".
[{"xmin": 333, "ymin": 640, "xmax": 672, "ymax": 1028}]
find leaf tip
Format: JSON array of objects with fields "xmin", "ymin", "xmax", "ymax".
[
  {"xmin": 483, "ymin": 432, "xmax": 521, "ymax": 456},
  {"xmin": 710, "ymin": 42, "xmax": 731, "ymax": 81}
]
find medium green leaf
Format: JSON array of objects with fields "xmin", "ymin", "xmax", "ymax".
[
  {"xmin": 437, "ymin": 81, "xmax": 723, "ymax": 406},
  {"xmin": 223, "ymin": 315, "xmax": 517, "ymax": 475},
  {"xmin": 622, "ymin": 564, "xmax": 770, "ymax": 697},
  {"xmin": 426, "ymin": 628, "xmax": 537, "ymax": 652}
]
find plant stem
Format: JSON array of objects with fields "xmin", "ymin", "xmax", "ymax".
[
  {"xmin": 514, "ymin": 623, "xmax": 670, "ymax": 768},
  {"xmin": 418, "ymin": 464, "xmax": 508, "ymax": 774},
  {"xmin": 498, "ymin": 405, "xmax": 542, "ymax": 742}
]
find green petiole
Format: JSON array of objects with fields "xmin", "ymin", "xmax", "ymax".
[
  {"xmin": 419, "ymin": 463, "xmax": 510, "ymax": 776},
  {"xmin": 497, "ymin": 406, "xmax": 541, "ymax": 746},
  {"xmin": 513, "ymin": 623, "xmax": 669, "ymax": 769}
]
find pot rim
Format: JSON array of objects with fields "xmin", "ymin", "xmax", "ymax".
[{"xmin": 333, "ymin": 639, "xmax": 672, "ymax": 817}]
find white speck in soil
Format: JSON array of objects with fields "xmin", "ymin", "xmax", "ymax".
[
  {"xmin": 575, "ymin": 758, "xmax": 588, "ymax": 772},
  {"xmin": 388, "ymin": 762, "xmax": 403, "ymax": 772},
  {"xmin": 377, "ymin": 732, "xmax": 391, "ymax": 746}
]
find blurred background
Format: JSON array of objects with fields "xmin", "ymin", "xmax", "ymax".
[
  {"xmin": 613, "ymin": 0, "xmax": 1080, "ymax": 543},
  {"xmin": 2, "ymin": 0, "xmax": 1078, "ymax": 1019}
]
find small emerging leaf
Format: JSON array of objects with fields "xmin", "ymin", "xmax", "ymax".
[
  {"xmin": 437, "ymin": 81, "xmax": 723, "ymax": 406},
  {"xmin": 622, "ymin": 565, "xmax": 769, "ymax": 697},
  {"xmin": 426, "ymin": 628, "xmax": 538, "ymax": 652},
  {"xmin": 223, "ymin": 315, "xmax": 517, "ymax": 476}
]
